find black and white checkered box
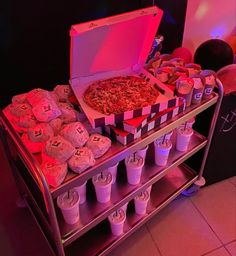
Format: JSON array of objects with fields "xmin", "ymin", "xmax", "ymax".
[{"xmin": 105, "ymin": 100, "xmax": 185, "ymax": 145}]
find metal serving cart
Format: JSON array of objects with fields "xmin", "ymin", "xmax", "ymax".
[{"xmin": 0, "ymin": 79, "xmax": 223, "ymax": 256}]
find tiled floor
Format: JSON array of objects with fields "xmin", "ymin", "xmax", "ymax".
[
  {"xmin": 110, "ymin": 176, "xmax": 236, "ymax": 256},
  {"xmin": 0, "ymin": 139, "xmax": 235, "ymax": 256}
]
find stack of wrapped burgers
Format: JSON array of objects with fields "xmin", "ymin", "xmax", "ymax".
[{"xmin": 3, "ymin": 85, "xmax": 111, "ymax": 188}]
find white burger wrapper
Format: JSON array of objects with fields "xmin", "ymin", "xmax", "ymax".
[
  {"xmin": 9, "ymin": 103, "xmax": 32, "ymax": 118},
  {"xmin": 68, "ymin": 147, "xmax": 95, "ymax": 174},
  {"xmin": 44, "ymin": 135, "xmax": 76, "ymax": 163},
  {"xmin": 41, "ymin": 161, "xmax": 68, "ymax": 188},
  {"xmin": 26, "ymin": 88, "xmax": 52, "ymax": 106},
  {"xmin": 32, "ymin": 98, "xmax": 62, "ymax": 122},
  {"xmin": 53, "ymin": 85, "xmax": 73, "ymax": 102},
  {"xmin": 17, "ymin": 114, "xmax": 38, "ymax": 129},
  {"xmin": 60, "ymin": 121, "xmax": 89, "ymax": 148},
  {"xmin": 57, "ymin": 102, "xmax": 77, "ymax": 124},
  {"xmin": 12, "ymin": 93, "xmax": 28, "ymax": 104},
  {"xmin": 49, "ymin": 118, "xmax": 63, "ymax": 135},
  {"xmin": 28, "ymin": 123, "xmax": 54, "ymax": 143},
  {"xmin": 21, "ymin": 133, "xmax": 42, "ymax": 153},
  {"xmin": 86, "ymin": 134, "xmax": 111, "ymax": 158}
]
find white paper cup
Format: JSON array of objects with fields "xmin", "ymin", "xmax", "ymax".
[
  {"xmin": 125, "ymin": 154, "xmax": 144, "ymax": 185},
  {"xmin": 200, "ymin": 70, "xmax": 216, "ymax": 100},
  {"xmin": 146, "ymin": 185, "xmax": 152, "ymax": 195},
  {"xmin": 74, "ymin": 181, "xmax": 87, "ymax": 204},
  {"xmin": 57, "ymin": 190, "xmax": 80, "ymax": 225},
  {"xmin": 134, "ymin": 190, "xmax": 150, "ymax": 215},
  {"xmin": 136, "ymin": 145, "xmax": 149, "ymax": 162},
  {"xmin": 176, "ymin": 77, "xmax": 194, "ymax": 107},
  {"xmin": 179, "ymin": 117, "xmax": 195, "ymax": 129},
  {"xmin": 190, "ymin": 75, "xmax": 205, "ymax": 105},
  {"xmin": 120, "ymin": 202, "xmax": 129, "ymax": 214},
  {"xmin": 176, "ymin": 127, "xmax": 193, "ymax": 152},
  {"xmin": 154, "ymin": 139, "xmax": 172, "ymax": 166},
  {"xmin": 156, "ymin": 131, "xmax": 173, "ymax": 143},
  {"xmin": 108, "ymin": 209, "xmax": 126, "ymax": 236},
  {"xmin": 103, "ymin": 162, "xmax": 119, "ymax": 184},
  {"xmin": 92, "ymin": 173, "xmax": 113, "ymax": 203}
]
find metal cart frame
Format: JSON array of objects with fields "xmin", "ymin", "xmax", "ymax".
[{"xmin": 0, "ymin": 80, "xmax": 223, "ymax": 256}]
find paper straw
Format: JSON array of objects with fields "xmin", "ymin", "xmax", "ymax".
[
  {"xmin": 162, "ymin": 134, "xmax": 166, "ymax": 144},
  {"xmin": 184, "ymin": 122, "xmax": 187, "ymax": 131}
]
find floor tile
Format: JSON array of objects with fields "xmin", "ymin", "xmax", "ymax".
[
  {"xmin": 203, "ymin": 247, "xmax": 231, "ymax": 256},
  {"xmin": 228, "ymin": 176, "xmax": 236, "ymax": 187},
  {"xmin": 108, "ymin": 225, "xmax": 161, "ymax": 256},
  {"xmin": 191, "ymin": 180, "xmax": 236, "ymax": 244},
  {"xmin": 146, "ymin": 197, "xmax": 221, "ymax": 256},
  {"xmin": 226, "ymin": 240, "xmax": 236, "ymax": 256}
]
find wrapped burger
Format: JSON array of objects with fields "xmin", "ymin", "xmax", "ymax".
[
  {"xmin": 26, "ymin": 88, "xmax": 52, "ymax": 105},
  {"xmin": 57, "ymin": 102, "xmax": 77, "ymax": 124},
  {"xmin": 68, "ymin": 147, "xmax": 95, "ymax": 174},
  {"xmin": 21, "ymin": 133, "xmax": 42, "ymax": 153},
  {"xmin": 60, "ymin": 122, "xmax": 89, "ymax": 148},
  {"xmin": 53, "ymin": 85, "xmax": 73, "ymax": 102},
  {"xmin": 32, "ymin": 98, "xmax": 61, "ymax": 122},
  {"xmin": 43, "ymin": 135, "xmax": 76, "ymax": 163},
  {"xmin": 41, "ymin": 161, "xmax": 68, "ymax": 188},
  {"xmin": 86, "ymin": 134, "xmax": 111, "ymax": 158},
  {"xmin": 28, "ymin": 123, "xmax": 54, "ymax": 143},
  {"xmin": 49, "ymin": 118, "xmax": 63, "ymax": 135}
]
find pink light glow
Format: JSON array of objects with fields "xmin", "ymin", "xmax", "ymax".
[
  {"xmin": 195, "ymin": 2, "xmax": 209, "ymax": 21},
  {"xmin": 210, "ymin": 25, "xmax": 227, "ymax": 39}
]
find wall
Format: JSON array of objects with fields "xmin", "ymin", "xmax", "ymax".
[
  {"xmin": 154, "ymin": 0, "xmax": 188, "ymax": 53},
  {"xmin": 182, "ymin": 0, "xmax": 236, "ymax": 54},
  {"xmin": 141, "ymin": 0, "xmax": 188, "ymax": 53},
  {"xmin": 0, "ymin": 0, "xmax": 141, "ymax": 107},
  {"xmin": 0, "ymin": 0, "xmax": 188, "ymax": 107}
]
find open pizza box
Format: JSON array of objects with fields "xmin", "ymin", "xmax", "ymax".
[{"xmin": 70, "ymin": 6, "xmax": 180, "ymax": 128}]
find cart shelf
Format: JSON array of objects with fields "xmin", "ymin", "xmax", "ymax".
[
  {"xmin": 65, "ymin": 165, "xmax": 197, "ymax": 256},
  {"xmin": 59, "ymin": 131, "xmax": 206, "ymax": 246},
  {"xmin": 50, "ymin": 93, "xmax": 218, "ymax": 198}
]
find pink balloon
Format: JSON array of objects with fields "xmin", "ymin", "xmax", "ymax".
[{"xmin": 172, "ymin": 47, "xmax": 193, "ymax": 63}]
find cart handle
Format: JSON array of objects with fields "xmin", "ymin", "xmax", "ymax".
[
  {"xmin": 0, "ymin": 110, "xmax": 65, "ymax": 255},
  {"xmin": 198, "ymin": 78, "xmax": 224, "ymax": 179},
  {"xmin": 0, "ymin": 110, "xmax": 53, "ymax": 211}
]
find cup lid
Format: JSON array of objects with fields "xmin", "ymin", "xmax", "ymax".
[
  {"xmin": 92, "ymin": 172, "xmax": 113, "ymax": 185},
  {"xmin": 108, "ymin": 208, "xmax": 126, "ymax": 223},
  {"xmin": 57, "ymin": 189, "xmax": 80, "ymax": 209}
]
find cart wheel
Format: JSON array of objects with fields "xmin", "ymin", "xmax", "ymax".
[
  {"xmin": 181, "ymin": 177, "xmax": 206, "ymax": 197},
  {"xmin": 16, "ymin": 196, "xmax": 27, "ymax": 208}
]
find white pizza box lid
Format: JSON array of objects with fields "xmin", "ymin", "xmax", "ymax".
[{"xmin": 70, "ymin": 6, "xmax": 163, "ymax": 80}]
